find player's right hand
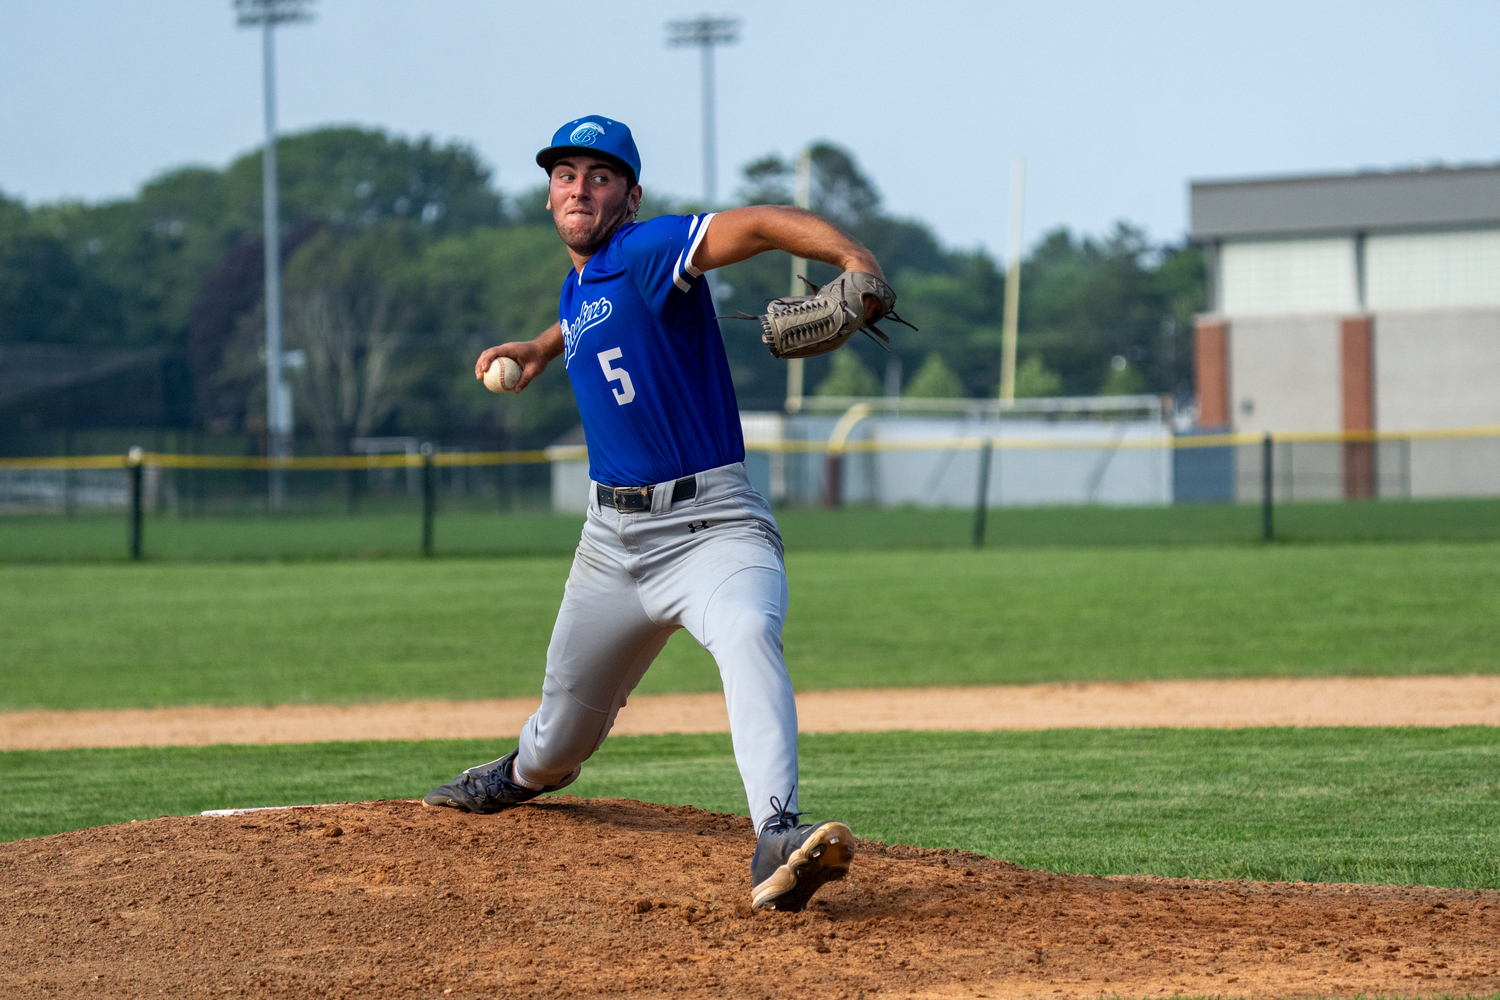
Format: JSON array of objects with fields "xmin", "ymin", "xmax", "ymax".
[{"xmin": 475, "ymin": 338, "xmax": 553, "ymax": 394}]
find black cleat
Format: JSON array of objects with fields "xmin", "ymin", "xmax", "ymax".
[
  {"xmin": 422, "ymin": 749, "xmax": 578, "ymax": 814},
  {"xmin": 750, "ymin": 816, "xmax": 854, "ymax": 912}
]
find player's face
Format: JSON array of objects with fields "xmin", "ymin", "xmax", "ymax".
[{"xmin": 548, "ymin": 159, "xmax": 643, "ymax": 256}]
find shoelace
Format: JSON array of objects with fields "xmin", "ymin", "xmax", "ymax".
[
  {"xmin": 463, "ymin": 761, "xmax": 517, "ymax": 800},
  {"xmin": 764, "ymin": 787, "xmax": 801, "ymax": 835}
]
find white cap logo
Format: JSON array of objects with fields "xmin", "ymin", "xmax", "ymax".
[{"xmin": 569, "ymin": 121, "xmax": 606, "ymax": 146}]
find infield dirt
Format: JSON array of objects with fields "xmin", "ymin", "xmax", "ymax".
[
  {"xmin": 5, "ymin": 797, "xmax": 1498, "ymax": 999},
  {"xmin": 7, "ymin": 675, "xmax": 1500, "ymax": 750}
]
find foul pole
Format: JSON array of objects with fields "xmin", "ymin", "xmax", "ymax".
[
  {"xmin": 999, "ymin": 157, "xmax": 1025, "ymax": 404},
  {"xmin": 785, "ymin": 148, "xmax": 812, "ymax": 413}
]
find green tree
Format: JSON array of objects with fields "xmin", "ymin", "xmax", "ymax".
[
  {"xmin": 8, "ymin": 127, "xmax": 511, "ymax": 434},
  {"xmin": 1098, "ymin": 356, "xmax": 1147, "ymax": 396},
  {"xmin": 31, "ymin": 168, "xmax": 235, "ymax": 351},
  {"xmin": 0, "ymin": 196, "xmax": 123, "ymax": 344},
  {"xmin": 282, "ymin": 224, "xmax": 424, "ymax": 451},
  {"xmin": 721, "ymin": 143, "xmax": 1003, "ymax": 408},
  {"xmin": 1013, "ymin": 354, "xmax": 1062, "ymax": 398},
  {"xmin": 1, "ymin": 131, "xmax": 1206, "ymax": 445},
  {"xmin": 401, "ymin": 224, "xmax": 578, "ymax": 444},
  {"xmin": 903, "ymin": 352, "xmax": 965, "ymax": 398},
  {"xmin": 891, "ymin": 258, "xmax": 1004, "ymax": 398},
  {"xmin": 1018, "ymin": 222, "xmax": 1205, "ymax": 397},
  {"xmin": 1151, "ymin": 245, "xmax": 1206, "ymax": 395},
  {"xmin": 0, "ymin": 191, "xmax": 23, "ymax": 232},
  {"xmin": 814, "ymin": 349, "xmax": 880, "ymax": 397},
  {"xmin": 220, "ymin": 127, "xmax": 503, "ymax": 238}
]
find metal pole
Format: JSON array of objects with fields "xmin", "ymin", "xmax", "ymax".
[
  {"xmin": 421, "ymin": 443, "xmax": 435, "ymax": 557},
  {"xmin": 261, "ymin": 19, "xmax": 289, "ymax": 510},
  {"xmin": 1261, "ymin": 432, "xmax": 1274, "ymax": 543},
  {"xmin": 1402, "ymin": 436, "xmax": 1411, "ymax": 499},
  {"xmin": 667, "ymin": 16, "xmax": 737, "ymax": 209},
  {"xmin": 972, "ymin": 438, "xmax": 993, "ymax": 549},
  {"xmin": 702, "ymin": 43, "xmax": 716, "ymax": 209},
  {"xmin": 822, "ymin": 453, "xmax": 841, "ymax": 509},
  {"xmin": 785, "ymin": 148, "xmax": 811, "ymax": 414},
  {"xmin": 62, "ymin": 390, "xmax": 74, "ymax": 518},
  {"xmin": 128, "ymin": 447, "xmax": 144, "ymax": 560},
  {"xmin": 999, "ymin": 157, "xmax": 1025, "ymax": 403}
]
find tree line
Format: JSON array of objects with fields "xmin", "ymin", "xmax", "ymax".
[{"xmin": 0, "ymin": 127, "xmax": 1203, "ymax": 453}]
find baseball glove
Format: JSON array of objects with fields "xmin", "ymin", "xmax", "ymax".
[{"xmin": 729, "ymin": 270, "xmax": 915, "ymax": 360}]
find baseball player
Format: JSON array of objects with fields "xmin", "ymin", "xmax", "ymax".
[{"xmin": 424, "ymin": 115, "xmax": 903, "ymax": 912}]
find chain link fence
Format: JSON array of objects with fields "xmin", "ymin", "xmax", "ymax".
[{"xmin": 2, "ymin": 425, "xmax": 1498, "ymax": 561}]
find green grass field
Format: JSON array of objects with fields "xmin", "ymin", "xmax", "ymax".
[
  {"xmin": 6, "ymin": 728, "xmax": 1498, "ymax": 889},
  {"xmin": 6, "ymin": 523, "xmax": 1499, "ymax": 896},
  {"xmin": 4, "ymin": 496, "xmax": 1500, "ymax": 562},
  {"xmin": 2, "ymin": 542, "xmax": 1497, "ymax": 711}
]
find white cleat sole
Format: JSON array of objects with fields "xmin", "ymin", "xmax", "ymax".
[{"xmin": 750, "ymin": 821, "xmax": 854, "ymax": 911}]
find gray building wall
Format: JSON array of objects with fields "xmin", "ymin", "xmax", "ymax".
[
  {"xmin": 1406, "ymin": 437, "xmax": 1500, "ymax": 499},
  {"xmin": 1226, "ymin": 315, "xmax": 1342, "ymax": 434},
  {"xmin": 1375, "ymin": 309, "xmax": 1500, "ymax": 431}
]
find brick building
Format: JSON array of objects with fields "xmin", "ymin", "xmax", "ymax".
[{"xmin": 1190, "ymin": 165, "xmax": 1500, "ymax": 499}]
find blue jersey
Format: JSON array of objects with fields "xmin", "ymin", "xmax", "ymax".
[{"xmin": 558, "ymin": 213, "xmax": 745, "ymax": 488}]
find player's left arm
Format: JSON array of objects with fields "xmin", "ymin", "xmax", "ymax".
[{"xmin": 692, "ymin": 207, "xmax": 885, "ymax": 319}]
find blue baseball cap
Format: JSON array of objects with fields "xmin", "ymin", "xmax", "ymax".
[{"xmin": 536, "ymin": 116, "xmax": 642, "ymax": 187}]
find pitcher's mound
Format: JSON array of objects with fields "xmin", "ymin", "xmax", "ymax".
[{"xmin": 4, "ymin": 797, "xmax": 1498, "ymax": 998}]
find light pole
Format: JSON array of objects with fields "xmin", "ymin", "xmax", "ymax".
[
  {"xmin": 235, "ymin": 0, "xmax": 313, "ymax": 509},
  {"xmin": 666, "ymin": 15, "xmax": 740, "ymax": 210}
]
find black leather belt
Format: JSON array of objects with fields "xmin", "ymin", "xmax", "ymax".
[{"xmin": 597, "ymin": 476, "xmax": 697, "ymax": 512}]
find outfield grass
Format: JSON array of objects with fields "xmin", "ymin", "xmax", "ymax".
[
  {"xmin": 0, "ymin": 510, "xmax": 575, "ymax": 563},
  {"xmin": 3, "ymin": 542, "xmax": 1498, "ymax": 712},
  {"xmin": 5, "ymin": 727, "xmax": 1498, "ymax": 889},
  {"xmin": 4, "ymin": 496, "xmax": 1500, "ymax": 562}
]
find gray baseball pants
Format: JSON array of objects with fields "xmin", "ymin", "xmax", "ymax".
[{"xmin": 512, "ymin": 461, "xmax": 799, "ymax": 834}]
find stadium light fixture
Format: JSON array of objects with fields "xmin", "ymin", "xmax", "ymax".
[
  {"xmin": 235, "ymin": 0, "xmax": 314, "ymax": 508},
  {"xmin": 666, "ymin": 15, "xmax": 740, "ymax": 211}
]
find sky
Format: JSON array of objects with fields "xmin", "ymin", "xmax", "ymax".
[{"xmin": 3, "ymin": 1, "xmax": 1498, "ymax": 258}]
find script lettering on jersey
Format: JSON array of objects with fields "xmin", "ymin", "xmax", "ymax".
[{"xmin": 561, "ymin": 297, "xmax": 613, "ymax": 367}]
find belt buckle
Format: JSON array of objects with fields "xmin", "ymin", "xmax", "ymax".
[{"xmin": 611, "ymin": 485, "xmax": 652, "ymax": 512}]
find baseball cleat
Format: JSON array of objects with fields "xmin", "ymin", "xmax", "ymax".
[
  {"xmin": 750, "ymin": 819, "xmax": 855, "ymax": 912},
  {"xmin": 422, "ymin": 749, "xmax": 578, "ymax": 814}
]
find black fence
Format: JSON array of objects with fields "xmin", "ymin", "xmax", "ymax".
[{"xmin": 3, "ymin": 426, "xmax": 1499, "ymax": 561}]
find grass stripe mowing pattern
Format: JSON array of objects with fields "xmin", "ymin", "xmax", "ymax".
[
  {"xmin": 3, "ymin": 542, "xmax": 1499, "ymax": 712},
  {"xmin": 5, "ymin": 727, "xmax": 1499, "ymax": 890}
]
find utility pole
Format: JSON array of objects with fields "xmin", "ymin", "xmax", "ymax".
[
  {"xmin": 999, "ymin": 157, "xmax": 1025, "ymax": 404},
  {"xmin": 666, "ymin": 15, "xmax": 740, "ymax": 210},
  {"xmin": 235, "ymin": 0, "xmax": 313, "ymax": 509}
]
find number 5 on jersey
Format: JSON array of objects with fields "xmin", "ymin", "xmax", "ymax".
[{"xmin": 597, "ymin": 348, "xmax": 636, "ymax": 405}]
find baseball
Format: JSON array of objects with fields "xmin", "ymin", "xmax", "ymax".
[{"xmin": 483, "ymin": 356, "xmax": 522, "ymax": 393}]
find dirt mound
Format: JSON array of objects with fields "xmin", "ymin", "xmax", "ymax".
[{"xmin": 4, "ymin": 799, "xmax": 1498, "ymax": 999}]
